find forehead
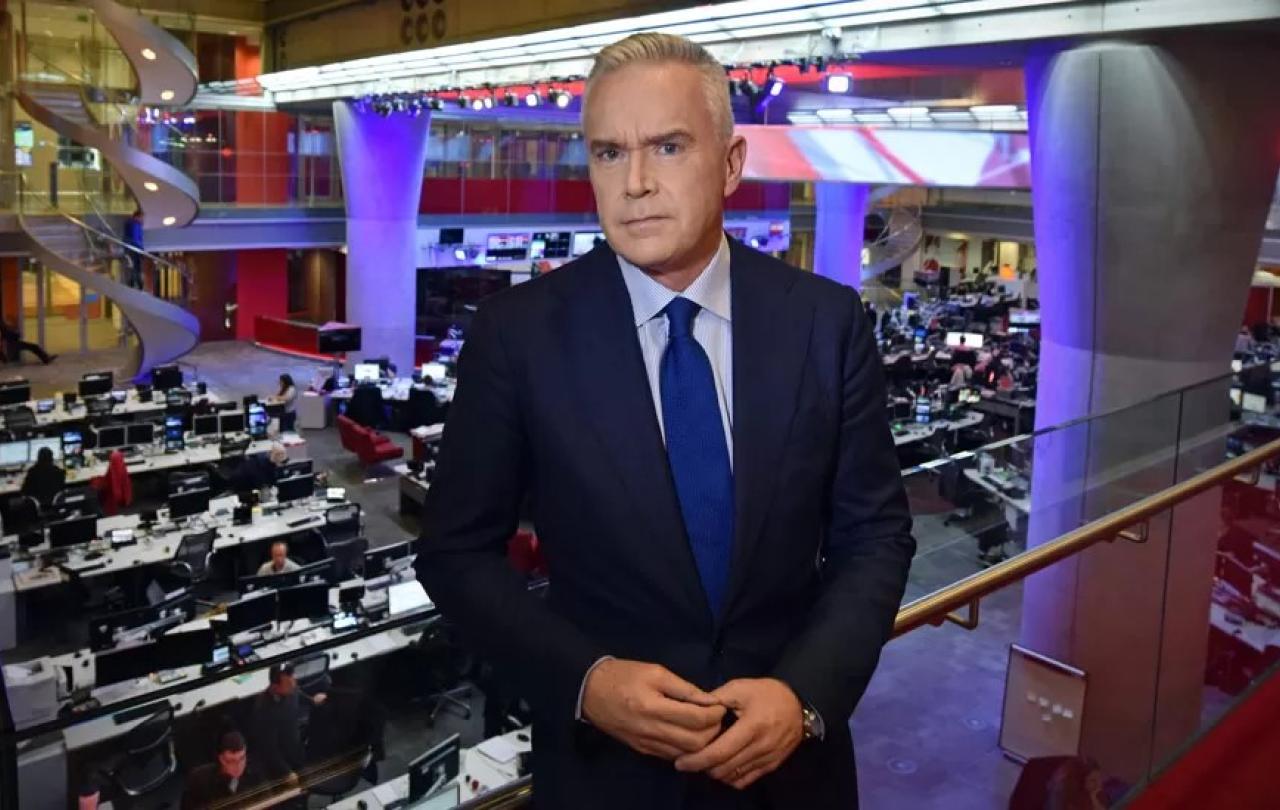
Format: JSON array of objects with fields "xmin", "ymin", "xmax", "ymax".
[{"xmin": 583, "ymin": 61, "xmax": 714, "ymax": 139}]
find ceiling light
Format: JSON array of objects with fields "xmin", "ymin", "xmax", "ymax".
[
  {"xmin": 525, "ymin": 92, "xmax": 540, "ymax": 107},
  {"xmin": 887, "ymin": 106, "xmax": 930, "ymax": 118},
  {"xmin": 930, "ymin": 110, "xmax": 977, "ymax": 121},
  {"xmin": 554, "ymin": 90, "xmax": 572, "ymax": 109},
  {"xmin": 140, "ymin": 48, "xmax": 156, "ymax": 61},
  {"xmin": 970, "ymin": 104, "xmax": 1019, "ymax": 115},
  {"xmin": 471, "ymin": 98, "xmax": 484, "ymax": 111},
  {"xmin": 162, "ymin": 216, "xmax": 176, "ymax": 226},
  {"xmin": 482, "ymin": 95, "xmax": 493, "ymax": 109},
  {"xmin": 453, "ymin": 248, "xmax": 467, "ymax": 261},
  {"xmin": 786, "ymin": 112, "xmax": 821, "ymax": 124},
  {"xmin": 815, "ymin": 108, "xmax": 855, "ymax": 121},
  {"xmin": 825, "ymin": 74, "xmax": 851, "ymax": 94},
  {"xmin": 768, "ymin": 79, "xmax": 785, "ymax": 97},
  {"xmin": 853, "ymin": 112, "xmax": 893, "ymax": 124},
  {"xmin": 143, "ymin": 181, "xmax": 159, "ymax": 192},
  {"xmin": 160, "ymin": 90, "xmax": 175, "ymax": 101}
]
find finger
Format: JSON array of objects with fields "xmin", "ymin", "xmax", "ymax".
[
  {"xmin": 674, "ymin": 719, "xmax": 753, "ymax": 773},
  {"xmin": 650, "ymin": 668, "xmax": 719, "ymax": 707},
  {"xmin": 731, "ymin": 761, "xmax": 774, "ymax": 791},
  {"xmin": 708, "ymin": 740, "xmax": 769, "ymax": 783},
  {"xmin": 709, "ymin": 679, "xmax": 752, "ymax": 712},
  {"xmin": 632, "ymin": 736, "xmax": 685, "ymax": 761},
  {"xmin": 640, "ymin": 717, "xmax": 722, "ymax": 753},
  {"xmin": 646, "ymin": 694, "xmax": 726, "ymax": 731}
]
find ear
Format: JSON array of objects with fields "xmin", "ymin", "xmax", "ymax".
[{"xmin": 722, "ymin": 133, "xmax": 747, "ymax": 199}]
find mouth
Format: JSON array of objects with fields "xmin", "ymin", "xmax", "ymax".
[{"xmin": 623, "ymin": 215, "xmax": 668, "ymax": 225}]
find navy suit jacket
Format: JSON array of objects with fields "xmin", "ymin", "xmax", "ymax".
[{"xmin": 417, "ymin": 236, "xmax": 915, "ymax": 809}]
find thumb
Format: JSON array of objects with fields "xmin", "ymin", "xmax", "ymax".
[
  {"xmin": 652, "ymin": 668, "xmax": 719, "ymax": 706},
  {"xmin": 709, "ymin": 679, "xmax": 751, "ymax": 711}
]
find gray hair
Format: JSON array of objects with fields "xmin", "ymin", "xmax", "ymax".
[{"xmin": 584, "ymin": 32, "xmax": 734, "ymax": 142}]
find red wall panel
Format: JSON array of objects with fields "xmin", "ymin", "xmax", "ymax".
[
  {"xmin": 234, "ymin": 112, "xmax": 293, "ymax": 204},
  {"xmin": 235, "ymin": 249, "xmax": 288, "ymax": 340},
  {"xmin": 417, "ymin": 178, "xmax": 784, "ymax": 217}
]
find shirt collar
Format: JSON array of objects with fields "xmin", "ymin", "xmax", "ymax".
[{"xmin": 617, "ymin": 233, "xmax": 731, "ymax": 328}]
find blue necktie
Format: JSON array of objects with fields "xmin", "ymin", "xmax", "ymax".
[{"xmin": 660, "ymin": 297, "xmax": 734, "ymax": 620}]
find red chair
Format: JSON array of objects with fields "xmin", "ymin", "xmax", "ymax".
[{"xmin": 337, "ymin": 415, "xmax": 404, "ymax": 468}]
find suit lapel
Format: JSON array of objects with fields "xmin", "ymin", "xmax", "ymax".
[
  {"xmin": 556, "ymin": 246, "xmax": 711, "ymax": 626},
  {"xmin": 724, "ymin": 240, "xmax": 815, "ymax": 620}
]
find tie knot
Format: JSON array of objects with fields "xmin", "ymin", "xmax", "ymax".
[{"xmin": 663, "ymin": 297, "xmax": 701, "ymax": 339}]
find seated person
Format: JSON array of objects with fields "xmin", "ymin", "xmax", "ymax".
[
  {"xmin": 257, "ymin": 540, "xmax": 300, "ymax": 576},
  {"xmin": 181, "ymin": 730, "xmax": 265, "ymax": 810},
  {"xmin": 21, "ymin": 447, "xmax": 65, "ymax": 508},
  {"xmin": 950, "ymin": 363, "xmax": 974, "ymax": 388},
  {"xmin": 231, "ymin": 443, "xmax": 289, "ymax": 493},
  {"xmin": 249, "ymin": 663, "xmax": 328, "ymax": 784}
]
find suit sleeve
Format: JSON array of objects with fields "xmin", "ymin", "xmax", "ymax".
[
  {"xmin": 415, "ymin": 304, "xmax": 608, "ymax": 721},
  {"xmin": 772, "ymin": 293, "xmax": 915, "ymax": 727}
]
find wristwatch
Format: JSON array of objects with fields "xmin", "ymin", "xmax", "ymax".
[{"xmin": 801, "ymin": 703, "xmax": 825, "ymax": 741}]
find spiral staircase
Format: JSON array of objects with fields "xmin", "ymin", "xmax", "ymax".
[
  {"xmin": 863, "ymin": 186, "xmax": 924, "ymax": 282},
  {"xmin": 12, "ymin": 0, "xmax": 201, "ymax": 380}
]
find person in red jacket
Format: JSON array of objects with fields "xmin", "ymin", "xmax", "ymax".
[{"xmin": 91, "ymin": 450, "xmax": 133, "ymax": 515}]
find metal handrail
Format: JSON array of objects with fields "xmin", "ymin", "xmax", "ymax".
[{"xmin": 893, "ymin": 433, "xmax": 1280, "ymax": 636}]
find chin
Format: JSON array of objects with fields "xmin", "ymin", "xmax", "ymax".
[{"xmin": 611, "ymin": 238, "xmax": 675, "ymax": 271}]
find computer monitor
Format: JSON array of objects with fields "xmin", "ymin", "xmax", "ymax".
[
  {"xmin": 78, "ymin": 373, "xmax": 113, "ymax": 398},
  {"xmin": 945, "ymin": 332, "xmax": 986, "ymax": 350},
  {"xmin": 1243, "ymin": 392, "xmax": 1268, "ymax": 414},
  {"xmin": 155, "ymin": 626, "xmax": 215, "ymax": 670},
  {"xmin": 276, "ymin": 581, "xmax": 330, "ymax": 622},
  {"xmin": 276, "ymin": 473, "xmax": 314, "ymax": 504},
  {"xmin": 338, "ymin": 583, "xmax": 365, "ymax": 609},
  {"xmin": 226, "ymin": 592, "xmax": 278, "ymax": 634},
  {"xmin": 219, "ymin": 412, "xmax": 246, "ymax": 435},
  {"xmin": 353, "ymin": 363, "xmax": 381, "ymax": 384},
  {"xmin": 364, "ymin": 541, "xmax": 411, "ymax": 579},
  {"xmin": 407, "ymin": 734, "xmax": 461, "ymax": 803},
  {"xmin": 421, "ymin": 362, "xmax": 449, "ymax": 384},
  {"xmin": 151, "ymin": 364, "xmax": 183, "ymax": 391},
  {"xmin": 61, "ymin": 430, "xmax": 84, "ymax": 464},
  {"xmin": 167, "ymin": 488, "xmax": 210, "ymax": 521},
  {"xmin": 126, "ymin": 423, "xmax": 155, "ymax": 447},
  {"xmin": 914, "ymin": 396, "xmax": 932, "ymax": 425},
  {"xmin": 95, "ymin": 641, "xmax": 159, "ymax": 687},
  {"xmin": 29, "ymin": 436, "xmax": 62, "ymax": 462},
  {"xmin": 48, "ymin": 514, "xmax": 97, "ymax": 549},
  {"xmin": 193, "ymin": 414, "xmax": 219, "ymax": 437},
  {"xmin": 164, "ymin": 415, "xmax": 185, "ymax": 452},
  {"xmin": 95, "ymin": 425, "xmax": 126, "ymax": 450},
  {"xmin": 295, "ymin": 557, "xmax": 335, "ymax": 586},
  {"xmin": 0, "ymin": 441, "xmax": 28, "ymax": 467},
  {"xmin": 0, "ymin": 380, "xmax": 31, "ymax": 407},
  {"xmin": 1232, "ymin": 359, "xmax": 1244, "ymax": 373},
  {"xmin": 247, "ymin": 404, "xmax": 268, "ymax": 440},
  {"xmin": 280, "ymin": 459, "xmax": 313, "ymax": 478}
]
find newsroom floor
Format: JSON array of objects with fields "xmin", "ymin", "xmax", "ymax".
[{"xmin": 4, "ymin": 342, "xmax": 1096, "ymax": 807}]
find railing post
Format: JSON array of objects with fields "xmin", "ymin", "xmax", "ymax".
[{"xmin": 47, "ymin": 160, "xmax": 57, "ymax": 207}]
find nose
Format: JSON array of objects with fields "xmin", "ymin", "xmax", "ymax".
[{"xmin": 624, "ymin": 149, "xmax": 654, "ymax": 200}]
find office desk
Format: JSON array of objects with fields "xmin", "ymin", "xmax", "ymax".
[
  {"xmin": 973, "ymin": 395, "xmax": 1037, "ymax": 433},
  {"xmin": 0, "ymin": 433, "xmax": 306, "ymax": 495},
  {"xmin": 0, "ymin": 491, "xmax": 346, "ymax": 651},
  {"xmin": 329, "ymin": 380, "xmax": 455, "ymax": 405},
  {"xmin": 892, "ymin": 410, "xmax": 985, "ymax": 448},
  {"xmin": 26, "ymin": 388, "xmax": 223, "ymax": 429},
  {"xmin": 395, "ymin": 464, "xmax": 431, "ymax": 517},
  {"xmin": 963, "ymin": 467, "xmax": 1032, "ymax": 519},
  {"xmin": 329, "ymin": 728, "xmax": 530, "ymax": 809}
]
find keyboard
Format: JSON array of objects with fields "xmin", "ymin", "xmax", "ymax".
[{"xmin": 113, "ymin": 699, "xmax": 170, "ymax": 725}]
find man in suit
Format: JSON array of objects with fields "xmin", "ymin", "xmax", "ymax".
[
  {"xmin": 417, "ymin": 31, "xmax": 914, "ymax": 809},
  {"xmin": 181, "ymin": 730, "xmax": 266, "ymax": 810}
]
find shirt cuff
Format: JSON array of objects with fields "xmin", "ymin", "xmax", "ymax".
[{"xmin": 575, "ymin": 655, "xmax": 615, "ymax": 723}]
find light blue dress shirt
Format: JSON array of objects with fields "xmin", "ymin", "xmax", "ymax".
[{"xmin": 616, "ymin": 233, "xmax": 734, "ymax": 462}]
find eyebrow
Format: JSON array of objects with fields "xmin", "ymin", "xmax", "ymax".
[{"xmin": 588, "ymin": 129, "xmax": 695, "ymax": 151}]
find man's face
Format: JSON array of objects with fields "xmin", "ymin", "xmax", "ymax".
[
  {"xmin": 274, "ymin": 672, "xmax": 297, "ymax": 696},
  {"xmin": 218, "ymin": 747, "xmax": 247, "ymax": 780},
  {"xmin": 583, "ymin": 61, "xmax": 746, "ymax": 276},
  {"xmin": 271, "ymin": 544, "xmax": 287, "ymax": 568}
]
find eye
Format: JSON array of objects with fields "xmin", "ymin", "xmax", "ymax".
[
  {"xmin": 657, "ymin": 142, "xmax": 682, "ymax": 156},
  {"xmin": 595, "ymin": 147, "xmax": 621, "ymax": 162}
]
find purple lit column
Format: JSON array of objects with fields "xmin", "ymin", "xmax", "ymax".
[
  {"xmin": 1021, "ymin": 34, "xmax": 1280, "ymax": 781},
  {"xmin": 814, "ymin": 182, "xmax": 869, "ymax": 289},
  {"xmin": 333, "ymin": 101, "xmax": 431, "ymax": 374}
]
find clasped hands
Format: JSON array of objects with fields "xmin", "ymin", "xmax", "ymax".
[{"xmin": 581, "ymin": 658, "xmax": 805, "ymax": 790}]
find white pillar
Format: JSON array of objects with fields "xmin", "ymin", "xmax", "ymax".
[{"xmin": 813, "ymin": 182, "xmax": 869, "ymax": 289}]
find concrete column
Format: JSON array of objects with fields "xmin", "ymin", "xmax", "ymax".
[
  {"xmin": 1021, "ymin": 35, "xmax": 1280, "ymax": 782},
  {"xmin": 813, "ymin": 182, "xmax": 869, "ymax": 289},
  {"xmin": 333, "ymin": 101, "xmax": 430, "ymax": 374}
]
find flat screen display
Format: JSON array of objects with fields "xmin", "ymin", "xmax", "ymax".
[
  {"xmin": 485, "ymin": 233, "xmax": 530, "ymax": 262},
  {"xmin": 572, "ymin": 232, "xmax": 605, "ymax": 257},
  {"xmin": 530, "ymin": 231, "xmax": 571, "ymax": 260}
]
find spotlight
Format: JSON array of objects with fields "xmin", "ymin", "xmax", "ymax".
[
  {"xmin": 482, "ymin": 95, "xmax": 494, "ymax": 109},
  {"xmin": 525, "ymin": 91, "xmax": 540, "ymax": 107},
  {"xmin": 453, "ymin": 248, "xmax": 467, "ymax": 261},
  {"xmin": 471, "ymin": 98, "xmax": 484, "ymax": 111},
  {"xmin": 766, "ymin": 77, "xmax": 785, "ymax": 97},
  {"xmin": 552, "ymin": 90, "xmax": 572, "ymax": 109},
  {"xmin": 826, "ymin": 74, "xmax": 851, "ymax": 94}
]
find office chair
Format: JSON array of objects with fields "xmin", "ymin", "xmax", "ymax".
[
  {"xmin": 103, "ymin": 705, "xmax": 178, "ymax": 802},
  {"xmin": 410, "ymin": 620, "xmax": 475, "ymax": 727},
  {"xmin": 292, "ymin": 651, "xmax": 333, "ymax": 741},
  {"xmin": 165, "ymin": 530, "xmax": 217, "ymax": 602},
  {"xmin": 290, "ymin": 528, "xmax": 330, "ymax": 565},
  {"xmin": 327, "ymin": 536, "xmax": 368, "ymax": 581},
  {"xmin": 0, "ymin": 494, "xmax": 41, "ymax": 536},
  {"xmin": 322, "ymin": 503, "xmax": 362, "ymax": 544},
  {"xmin": 51, "ymin": 486, "xmax": 102, "ymax": 519},
  {"xmin": 345, "ymin": 385, "xmax": 386, "ymax": 429},
  {"xmin": 305, "ymin": 745, "xmax": 373, "ymax": 805},
  {"xmin": 404, "ymin": 386, "xmax": 447, "ymax": 430}
]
